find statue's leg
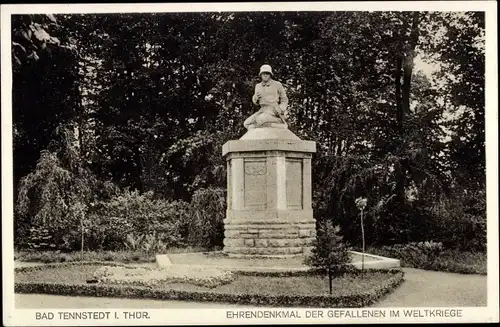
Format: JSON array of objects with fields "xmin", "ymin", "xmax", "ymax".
[
  {"xmin": 244, "ymin": 112, "xmax": 259, "ymax": 129},
  {"xmin": 255, "ymin": 112, "xmax": 283, "ymax": 126}
]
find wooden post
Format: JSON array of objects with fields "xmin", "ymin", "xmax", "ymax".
[
  {"xmin": 328, "ymin": 266, "xmax": 333, "ymax": 294},
  {"xmin": 361, "ymin": 209, "xmax": 365, "ymax": 278},
  {"xmin": 80, "ymin": 217, "xmax": 84, "ymax": 261}
]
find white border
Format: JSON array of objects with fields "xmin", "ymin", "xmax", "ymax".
[
  {"xmin": 2, "ymin": 2, "xmax": 498, "ymax": 325},
  {"xmin": 0, "ymin": 2, "xmax": 497, "ymax": 13}
]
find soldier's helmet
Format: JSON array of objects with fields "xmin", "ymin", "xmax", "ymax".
[{"xmin": 259, "ymin": 64, "xmax": 273, "ymax": 77}]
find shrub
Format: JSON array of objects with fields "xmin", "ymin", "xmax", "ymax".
[
  {"xmin": 428, "ymin": 190, "xmax": 486, "ymax": 252},
  {"xmin": 15, "ymin": 250, "xmax": 156, "ymax": 264},
  {"xmin": 25, "ymin": 225, "xmax": 56, "ymax": 251},
  {"xmin": 86, "ymin": 189, "xmax": 190, "ymax": 251},
  {"xmin": 140, "ymin": 232, "xmax": 168, "ymax": 254},
  {"xmin": 305, "ymin": 220, "xmax": 351, "ymax": 294},
  {"xmin": 186, "ymin": 187, "xmax": 226, "ymax": 249},
  {"xmin": 16, "ymin": 150, "xmax": 97, "ymax": 251},
  {"xmin": 369, "ymin": 243, "xmax": 486, "ymax": 275}
]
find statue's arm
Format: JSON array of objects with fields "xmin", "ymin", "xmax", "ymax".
[
  {"xmin": 252, "ymin": 84, "xmax": 260, "ymax": 105},
  {"xmin": 278, "ymin": 82, "xmax": 288, "ymax": 113}
]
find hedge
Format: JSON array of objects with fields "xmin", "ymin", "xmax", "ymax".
[
  {"xmin": 15, "ymin": 261, "xmax": 127, "ymax": 273},
  {"xmin": 14, "ymin": 262, "xmax": 404, "ymax": 307},
  {"xmin": 235, "ymin": 267, "xmax": 401, "ymax": 277}
]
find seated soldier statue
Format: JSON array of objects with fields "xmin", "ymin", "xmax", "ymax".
[{"xmin": 244, "ymin": 64, "xmax": 289, "ymax": 130}]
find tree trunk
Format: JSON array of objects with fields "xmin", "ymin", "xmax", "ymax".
[
  {"xmin": 80, "ymin": 217, "xmax": 84, "ymax": 260},
  {"xmin": 402, "ymin": 55, "xmax": 413, "ymax": 118},
  {"xmin": 395, "ymin": 56, "xmax": 403, "ymax": 131},
  {"xmin": 401, "ymin": 12, "xmax": 421, "ymax": 118},
  {"xmin": 397, "ymin": 12, "xmax": 421, "ymax": 209}
]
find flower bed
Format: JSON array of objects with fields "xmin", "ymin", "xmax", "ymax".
[
  {"xmin": 92, "ymin": 265, "xmax": 235, "ymax": 288},
  {"xmin": 15, "ymin": 261, "xmax": 405, "ymax": 307}
]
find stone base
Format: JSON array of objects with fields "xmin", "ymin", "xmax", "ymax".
[
  {"xmin": 222, "ymin": 128, "xmax": 317, "ymax": 258},
  {"xmin": 223, "ymin": 217, "xmax": 316, "ymax": 257},
  {"xmin": 155, "ymin": 251, "xmax": 401, "ymax": 273}
]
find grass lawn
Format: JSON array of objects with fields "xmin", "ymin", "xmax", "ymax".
[
  {"xmin": 15, "ymin": 264, "xmax": 399, "ymax": 297},
  {"xmin": 14, "ymin": 247, "xmax": 211, "ymax": 264},
  {"xmin": 15, "ymin": 249, "xmax": 378, "ymax": 270}
]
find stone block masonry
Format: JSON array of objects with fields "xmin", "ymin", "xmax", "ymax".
[{"xmin": 223, "ymin": 220, "xmax": 316, "ymax": 256}]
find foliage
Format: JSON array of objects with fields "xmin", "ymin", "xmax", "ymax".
[
  {"xmin": 12, "ymin": 15, "xmax": 81, "ymax": 189},
  {"xmin": 14, "ymin": 249, "xmax": 207, "ymax": 264},
  {"xmin": 25, "ymin": 226, "xmax": 56, "ymax": 251},
  {"xmin": 305, "ymin": 221, "xmax": 351, "ymax": 274},
  {"xmin": 186, "ymin": 187, "xmax": 226, "ymax": 248},
  {"xmin": 428, "ymin": 190, "xmax": 486, "ymax": 252},
  {"xmin": 86, "ymin": 190, "xmax": 190, "ymax": 251},
  {"xmin": 11, "ymin": 14, "xmax": 67, "ymax": 71},
  {"xmin": 12, "ymin": 12, "xmax": 486, "ymax": 253},
  {"xmin": 369, "ymin": 244, "xmax": 486, "ymax": 275},
  {"xmin": 16, "ymin": 148, "xmax": 96, "ymax": 251},
  {"xmin": 424, "ymin": 12, "xmax": 485, "ymax": 191}
]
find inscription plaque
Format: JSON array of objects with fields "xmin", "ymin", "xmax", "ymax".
[
  {"xmin": 286, "ymin": 158, "xmax": 303, "ymax": 209},
  {"xmin": 244, "ymin": 159, "xmax": 267, "ymax": 208}
]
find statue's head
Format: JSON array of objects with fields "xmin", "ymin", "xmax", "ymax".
[{"xmin": 259, "ymin": 64, "xmax": 273, "ymax": 82}]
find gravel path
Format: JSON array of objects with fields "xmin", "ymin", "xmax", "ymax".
[
  {"xmin": 371, "ymin": 268, "xmax": 487, "ymax": 307},
  {"xmin": 15, "ymin": 294, "xmax": 250, "ymax": 309}
]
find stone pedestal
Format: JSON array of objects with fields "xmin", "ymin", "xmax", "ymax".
[{"xmin": 222, "ymin": 128, "xmax": 316, "ymax": 258}]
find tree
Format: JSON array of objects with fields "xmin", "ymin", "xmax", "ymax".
[
  {"xmin": 16, "ymin": 125, "xmax": 97, "ymax": 250},
  {"xmin": 12, "ymin": 12, "xmax": 485, "ymax": 253},
  {"xmin": 426, "ymin": 12, "xmax": 485, "ymax": 192},
  {"xmin": 11, "ymin": 14, "xmax": 62, "ymax": 72},
  {"xmin": 12, "ymin": 14, "xmax": 81, "ymax": 189},
  {"xmin": 305, "ymin": 221, "xmax": 351, "ymax": 294}
]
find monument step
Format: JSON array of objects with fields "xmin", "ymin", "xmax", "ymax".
[
  {"xmin": 223, "ymin": 237, "xmax": 314, "ymax": 248},
  {"xmin": 224, "ymin": 223, "xmax": 316, "ymax": 230},
  {"xmin": 156, "ymin": 250, "xmax": 401, "ymax": 271},
  {"xmin": 223, "ymin": 245, "xmax": 312, "ymax": 256}
]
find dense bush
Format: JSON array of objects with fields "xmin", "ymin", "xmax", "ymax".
[
  {"xmin": 186, "ymin": 187, "xmax": 226, "ymax": 249},
  {"xmin": 369, "ymin": 243, "xmax": 486, "ymax": 275},
  {"xmin": 17, "ymin": 181, "xmax": 228, "ymax": 252},
  {"xmin": 25, "ymin": 226, "xmax": 56, "ymax": 251},
  {"xmin": 85, "ymin": 189, "xmax": 190, "ymax": 251},
  {"xmin": 428, "ymin": 190, "xmax": 486, "ymax": 252}
]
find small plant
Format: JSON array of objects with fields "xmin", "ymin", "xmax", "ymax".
[
  {"xmin": 122, "ymin": 231, "xmax": 169, "ymax": 255},
  {"xmin": 124, "ymin": 234, "xmax": 145, "ymax": 251},
  {"xmin": 26, "ymin": 226, "xmax": 56, "ymax": 251},
  {"xmin": 305, "ymin": 220, "xmax": 351, "ymax": 294},
  {"xmin": 416, "ymin": 240, "xmax": 443, "ymax": 262}
]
